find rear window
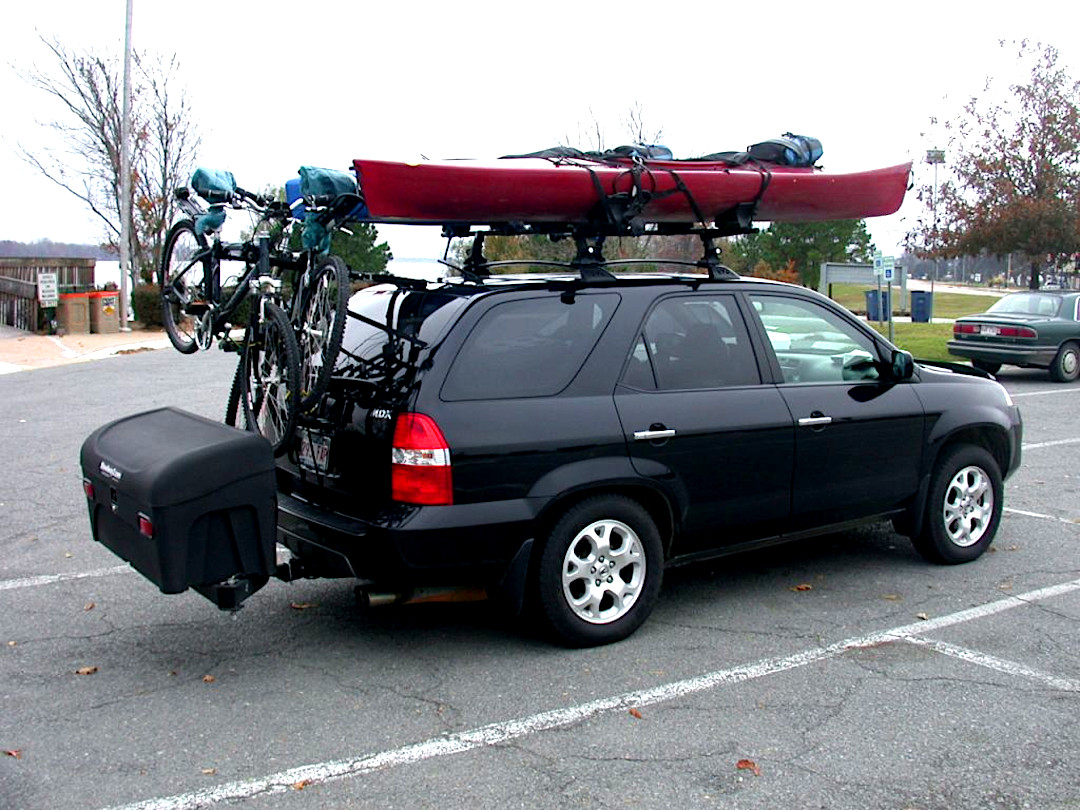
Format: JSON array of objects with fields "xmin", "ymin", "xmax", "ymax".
[
  {"xmin": 441, "ymin": 293, "xmax": 620, "ymax": 400},
  {"xmin": 987, "ymin": 293, "xmax": 1063, "ymax": 317},
  {"xmin": 336, "ymin": 285, "xmax": 468, "ymax": 376}
]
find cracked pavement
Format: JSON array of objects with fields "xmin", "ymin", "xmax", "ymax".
[{"xmin": 1, "ymin": 352, "xmax": 1078, "ymax": 809}]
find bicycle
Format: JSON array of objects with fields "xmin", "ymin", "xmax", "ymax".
[{"xmin": 160, "ymin": 168, "xmax": 301, "ymax": 454}]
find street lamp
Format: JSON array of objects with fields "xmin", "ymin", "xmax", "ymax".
[
  {"xmin": 926, "ymin": 149, "xmax": 945, "ymax": 292},
  {"xmin": 119, "ymin": 0, "xmax": 134, "ymax": 332}
]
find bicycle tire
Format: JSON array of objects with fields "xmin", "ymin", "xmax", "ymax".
[
  {"xmin": 160, "ymin": 219, "xmax": 208, "ymax": 354},
  {"xmin": 297, "ymin": 253, "xmax": 350, "ymax": 410},
  {"xmin": 240, "ymin": 301, "xmax": 301, "ymax": 456},
  {"xmin": 224, "ymin": 353, "xmax": 245, "ymax": 427}
]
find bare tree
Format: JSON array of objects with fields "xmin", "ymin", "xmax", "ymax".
[{"xmin": 17, "ymin": 37, "xmax": 200, "ymax": 284}]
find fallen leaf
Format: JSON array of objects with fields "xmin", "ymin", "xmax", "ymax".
[
  {"xmin": 75, "ymin": 666, "xmax": 99, "ymax": 676},
  {"xmin": 1007, "ymin": 545, "xmax": 1020, "ymax": 551},
  {"xmin": 64, "ymin": 553, "xmax": 73, "ymax": 559},
  {"xmin": 202, "ymin": 675, "xmax": 216, "ymax": 684},
  {"xmin": 881, "ymin": 594, "xmax": 902, "ymax": 601},
  {"xmin": 168, "ymin": 670, "xmax": 178, "ymax": 677},
  {"xmin": 7, "ymin": 641, "xmax": 16, "ymax": 647},
  {"xmin": 289, "ymin": 602, "xmax": 317, "ymax": 611},
  {"xmin": 292, "ymin": 780, "xmax": 312, "ymax": 790},
  {"xmin": 84, "ymin": 602, "xmax": 96, "ymax": 612},
  {"xmin": 628, "ymin": 708, "xmax": 643, "ymax": 719},
  {"xmin": 790, "ymin": 583, "xmax": 813, "ymax": 592},
  {"xmin": 916, "ymin": 612, "xmax": 929, "ymax": 621},
  {"xmin": 999, "ymin": 581, "xmax": 1014, "ymax": 591},
  {"xmin": 3, "ymin": 750, "xmax": 21, "ymax": 760},
  {"xmin": 201, "ymin": 767, "xmax": 217, "ymax": 775},
  {"xmin": 736, "ymin": 758, "xmax": 762, "ymax": 776}
]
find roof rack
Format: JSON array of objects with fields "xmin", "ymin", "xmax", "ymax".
[{"xmin": 439, "ymin": 222, "xmax": 743, "ymax": 283}]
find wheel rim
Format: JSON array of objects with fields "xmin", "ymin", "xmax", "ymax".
[
  {"xmin": 164, "ymin": 229, "xmax": 202, "ymax": 344},
  {"xmin": 300, "ymin": 271, "xmax": 334, "ymax": 397},
  {"xmin": 941, "ymin": 465, "xmax": 994, "ymax": 547},
  {"xmin": 1062, "ymin": 348, "xmax": 1079, "ymax": 377},
  {"xmin": 561, "ymin": 519, "xmax": 646, "ymax": 624},
  {"xmin": 246, "ymin": 326, "xmax": 290, "ymax": 447}
]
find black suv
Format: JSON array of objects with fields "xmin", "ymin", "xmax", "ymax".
[{"xmin": 273, "ymin": 263, "xmax": 1022, "ymax": 646}]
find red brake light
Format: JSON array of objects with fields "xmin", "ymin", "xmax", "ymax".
[
  {"xmin": 391, "ymin": 414, "xmax": 452, "ymax": 505},
  {"xmin": 998, "ymin": 326, "xmax": 1037, "ymax": 338},
  {"xmin": 82, "ymin": 478, "xmax": 95, "ymax": 500},
  {"xmin": 138, "ymin": 513, "xmax": 154, "ymax": 539},
  {"xmin": 954, "ymin": 323, "xmax": 979, "ymax": 334}
]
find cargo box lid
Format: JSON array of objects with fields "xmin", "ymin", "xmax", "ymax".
[{"xmin": 80, "ymin": 407, "xmax": 274, "ymax": 508}]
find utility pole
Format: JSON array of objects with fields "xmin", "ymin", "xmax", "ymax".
[
  {"xmin": 119, "ymin": 0, "xmax": 134, "ymax": 331},
  {"xmin": 926, "ymin": 149, "xmax": 945, "ymax": 293}
]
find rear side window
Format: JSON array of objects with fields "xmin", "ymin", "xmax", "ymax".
[{"xmin": 441, "ymin": 293, "xmax": 619, "ymax": 400}]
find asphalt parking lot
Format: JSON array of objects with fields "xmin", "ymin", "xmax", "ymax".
[{"xmin": 1, "ymin": 350, "xmax": 1077, "ymax": 809}]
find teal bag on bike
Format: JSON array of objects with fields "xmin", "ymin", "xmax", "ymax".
[
  {"xmin": 297, "ymin": 166, "xmax": 359, "ymax": 253},
  {"xmin": 298, "ymin": 166, "xmax": 357, "ymax": 199},
  {"xmin": 191, "ymin": 168, "xmax": 237, "ymax": 204}
]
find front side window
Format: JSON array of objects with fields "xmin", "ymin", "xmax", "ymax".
[
  {"xmin": 623, "ymin": 295, "xmax": 760, "ymax": 390},
  {"xmin": 442, "ymin": 293, "xmax": 619, "ymax": 400},
  {"xmin": 750, "ymin": 295, "xmax": 880, "ymax": 384}
]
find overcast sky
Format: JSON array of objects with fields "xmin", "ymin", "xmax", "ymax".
[{"xmin": 3, "ymin": 0, "xmax": 1079, "ymax": 261}]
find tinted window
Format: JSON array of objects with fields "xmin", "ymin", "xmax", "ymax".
[
  {"xmin": 988, "ymin": 293, "xmax": 1063, "ymax": 317},
  {"xmin": 442, "ymin": 293, "xmax": 619, "ymax": 400},
  {"xmin": 623, "ymin": 295, "xmax": 760, "ymax": 390},
  {"xmin": 750, "ymin": 294, "xmax": 880, "ymax": 384}
]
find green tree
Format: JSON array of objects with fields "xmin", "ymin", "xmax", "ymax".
[
  {"xmin": 330, "ymin": 223, "xmax": 392, "ymax": 274},
  {"xmin": 908, "ymin": 41, "xmax": 1080, "ymax": 289},
  {"xmin": 730, "ymin": 220, "xmax": 875, "ymax": 288}
]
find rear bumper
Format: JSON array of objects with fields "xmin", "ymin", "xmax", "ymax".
[
  {"xmin": 276, "ymin": 490, "xmax": 541, "ymax": 586},
  {"xmin": 947, "ymin": 340, "xmax": 1057, "ymax": 368}
]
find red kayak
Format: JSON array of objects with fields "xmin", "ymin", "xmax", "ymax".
[{"xmin": 352, "ymin": 156, "xmax": 911, "ymax": 226}]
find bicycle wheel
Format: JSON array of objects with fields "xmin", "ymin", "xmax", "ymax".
[
  {"xmin": 160, "ymin": 219, "xmax": 208, "ymax": 354},
  {"xmin": 297, "ymin": 253, "xmax": 350, "ymax": 410},
  {"xmin": 241, "ymin": 301, "xmax": 301, "ymax": 456}
]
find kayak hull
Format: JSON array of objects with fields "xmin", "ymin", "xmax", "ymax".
[{"xmin": 352, "ymin": 157, "xmax": 911, "ymax": 226}]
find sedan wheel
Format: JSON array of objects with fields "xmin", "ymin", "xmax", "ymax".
[
  {"xmin": 536, "ymin": 496, "xmax": 663, "ymax": 647},
  {"xmin": 1049, "ymin": 342, "xmax": 1080, "ymax": 383},
  {"xmin": 912, "ymin": 445, "xmax": 1003, "ymax": 564}
]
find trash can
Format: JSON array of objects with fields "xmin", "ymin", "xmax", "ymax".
[
  {"xmin": 57, "ymin": 292, "xmax": 90, "ymax": 334},
  {"xmin": 910, "ymin": 290, "xmax": 933, "ymax": 323},
  {"xmin": 89, "ymin": 291, "xmax": 120, "ymax": 333},
  {"xmin": 863, "ymin": 290, "xmax": 891, "ymax": 321}
]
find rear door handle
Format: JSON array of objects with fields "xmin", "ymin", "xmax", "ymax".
[
  {"xmin": 798, "ymin": 413, "xmax": 832, "ymax": 428},
  {"xmin": 634, "ymin": 428, "xmax": 677, "ymax": 441}
]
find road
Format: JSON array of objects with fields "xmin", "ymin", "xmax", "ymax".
[{"xmin": 1, "ymin": 350, "xmax": 1077, "ymax": 809}]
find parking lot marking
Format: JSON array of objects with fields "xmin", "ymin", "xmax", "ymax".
[
  {"xmin": 0, "ymin": 565, "xmax": 130, "ymax": 592},
  {"xmin": 1003, "ymin": 506, "xmax": 1080, "ymax": 525},
  {"xmin": 98, "ymin": 576, "xmax": 1080, "ymax": 810},
  {"xmin": 1010, "ymin": 388, "xmax": 1080, "ymax": 399},
  {"xmin": 1021, "ymin": 437, "xmax": 1080, "ymax": 451},
  {"xmin": 905, "ymin": 636, "xmax": 1080, "ymax": 692}
]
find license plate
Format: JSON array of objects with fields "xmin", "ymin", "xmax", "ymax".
[
  {"xmin": 980, "ymin": 325, "xmax": 1000, "ymax": 336},
  {"xmin": 298, "ymin": 429, "xmax": 334, "ymax": 476}
]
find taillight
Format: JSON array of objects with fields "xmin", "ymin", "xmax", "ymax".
[
  {"xmin": 138, "ymin": 513, "xmax": 154, "ymax": 539},
  {"xmin": 391, "ymin": 413, "xmax": 452, "ymax": 505},
  {"xmin": 998, "ymin": 326, "xmax": 1037, "ymax": 338},
  {"xmin": 954, "ymin": 323, "xmax": 979, "ymax": 334},
  {"xmin": 82, "ymin": 478, "xmax": 95, "ymax": 500}
]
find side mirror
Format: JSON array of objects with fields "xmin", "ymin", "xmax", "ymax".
[{"xmin": 891, "ymin": 349, "xmax": 914, "ymax": 381}]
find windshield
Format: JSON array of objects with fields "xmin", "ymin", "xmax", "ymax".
[{"xmin": 987, "ymin": 293, "xmax": 1063, "ymax": 317}]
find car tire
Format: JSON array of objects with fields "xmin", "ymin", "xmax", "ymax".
[
  {"xmin": 536, "ymin": 496, "xmax": 663, "ymax": 647},
  {"xmin": 1048, "ymin": 342, "xmax": 1080, "ymax": 383},
  {"xmin": 911, "ymin": 445, "xmax": 1003, "ymax": 565},
  {"xmin": 972, "ymin": 360, "xmax": 1001, "ymax": 375}
]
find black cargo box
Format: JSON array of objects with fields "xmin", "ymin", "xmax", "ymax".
[{"xmin": 80, "ymin": 407, "xmax": 276, "ymax": 596}]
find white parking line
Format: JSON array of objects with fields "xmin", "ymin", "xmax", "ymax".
[
  {"xmin": 1021, "ymin": 437, "xmax": 1080, "ymax": 451},
  {"xmin": 1010, "ymin": 388, "xmax": 1080, "ymax": 398},
  {"xmin": 98, "ymin": 577, "xmax": 1080, "ymax": 810},
  {"xmin": 905, "ymin": 636, "xmax": 1080, "ymax": 692},
  {"xmin": 1003, "ymin": 506, "xmax": 1080, "ymax": 525},
  {"xmin": 0, "ymin": 565, "xmax": 131, "ymax": 592}
]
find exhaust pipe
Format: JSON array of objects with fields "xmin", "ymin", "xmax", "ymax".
[{"xmin": 356, "ymin": 586, "xmax": 488, "ymax": 609}]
